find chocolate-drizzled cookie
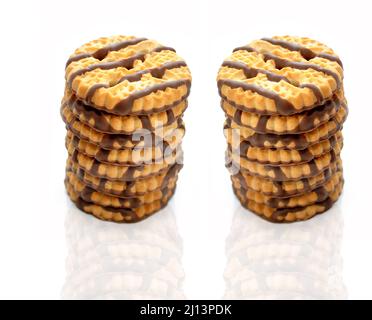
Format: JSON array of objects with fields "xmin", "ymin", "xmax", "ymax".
[
  {"xmin": 65, "ymin": 179, "xmax": 176, "ymax": 223},
  {"xmin": 233, "ymin": 179, "xmax": 344, "ymax": 223},
  {"xmin": 221, "ymin": 90, "xmax": 343, "ymax": 134},
  {"xmin": 66, "ymin": 157, "xmax": 183, "ymax": 197},
  {"xmin": 65, "ymin": 36, "xmax": 191, "ymax": 115},
  {"xmin": 217, "ymin": 36, "xmax": 343, "ymax": 115}
]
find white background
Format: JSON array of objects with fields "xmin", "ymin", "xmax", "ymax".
[{"xmin": 0, "ymin": 0, "xmax": 371, "ymax": 299}]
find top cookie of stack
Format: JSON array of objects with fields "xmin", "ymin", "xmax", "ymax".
[
  {"xmin": 217, "ymin": 36, "xmax": 347, "ymax": 223},
  {"xmin": 62, "ymin": 36, "xmax": 192, "ymax": 223}
]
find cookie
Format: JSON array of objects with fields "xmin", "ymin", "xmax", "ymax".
[
  {"xmin": 231, "ymin": 158, "xmax": 342, "ymax": 198},
  {"xmin": 217, "ymin": 36, "xmax": 343, "ymax": 115},
  {"xmin": 228, "ymin": 131, "xmax": 342, "ymax": 166},
  {"xmin": 233, "ymin": 179, "xmax": 343, "ymax": 223},
  {"xmin": 224, "ymin": 102, "xmax": 347, "ymax": 150},
  {"xmin": 221, "ymin": 91, "xmax": 344, "ymax": 134},
  {"xmin": 227, "ymin": 142, "xmax": 342, "ymax": 181},
  {"xmin": 66, "ymin": 170, "xmax": 177, "ymax": 209},
  {"xmin": 232, "ymin": 169, "xmax": 343, "ymax": 208},
  {"xmin": 65, "ymin": 36, "xmax": 192, "ymax": 115},
  {"xmin": 66, "ymin": 157, "xmax": 183, "ymax": 197},
  {"xmin": 65, "ymin": 179, "xmax": 176, "ymax": 223},
  {"xmin": 62, "ymin": 103, "xmax": 184, "ymax": 150},
  {"xmin": 66, "ymin": 129, "xmax": 183, "ymax": 166},
  {"xmin": 62, "ymin": 90, "xmax": 187, "ymax": 134},
  {"xmin": 68, "ymin": 148, "xmax": 182, "ymax": 181}
]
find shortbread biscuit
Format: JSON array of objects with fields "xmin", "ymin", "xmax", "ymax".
[
  {"xmin": 66, "ymin": 129, "xmax": 182, "ymax": 166},
  {"xmin": 221, "ymin": 92, "xmax": 343, "ymax": 134},
  {"xmin": 228, "ymin": 131, "xmax": 342, "ymax": 166},
  {"xmin": 231, "ymin": 158, "xmax": 342, "ymax": 198},
  {"xmin": 66, "ymin": 157, "xmax": 182, "ymax": 197},
  {"xmin": 66, "ymin": 170, "xmax": 177, "ymax": 209},
  {"xmin": 62, "ymin": 103, "xmax": 184, "ymax": 150},
  {"xmin": 227, "ymin": 142, "xmax": 342, "ymax": 181},
  {"xmin": 233, "ymin": 179, "xmax": 343, "ymax": 223},
  {"xmin": 232, "ymin": 170, "xmax": 342, "ymax": 208},
  {"xmin": 224, "ymin": 102, "xmax": 347, "ymax": 150},
  {"xmin": 65, "ymin": 36, "xmax": 191, "ymax": 115},
  {"xmin": 62, "ymin": 91, "xmax": 187, "ymax": 134},
  {"xmin": 68, "ymin": 148, "xmax": 182, "ymax": 181},
  {"xmin": 65, "ymin": 179, "xmax": 176, "ymax": 223},
  {"xmin": 217, "ymin": 36, "xmax": 343, "ymax": 115}
]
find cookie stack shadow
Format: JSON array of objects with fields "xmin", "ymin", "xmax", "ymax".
[
  {"xmin": 61, "ymin": 36, "xmax": 191, "ymax": 223},
  {"xmin": 218, "ymin": 36, "xmax": 347, "ymax": 222}
]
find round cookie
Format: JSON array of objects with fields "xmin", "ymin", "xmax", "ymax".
[
  {"xmin": 66, "ymin": 171, "xmax": 177, "ymax": 209},
  {"xmin": 224, "ymin": 102, "xmax": 348, "ymax": 150},
  {"xmin": 217, "ymin": 36, "xmax": 343, "ymax": 115},
  {"xmin": 221, "ymin": 91, "xmax": 344, "ymax": 134},
  {"xmin": 231, "ymin": 158, "xmax": 342, "ymax": 198},
  {"xmin": 66, "ymin": 129, "xmax": 183, "ymax": 166},
  {"xmin": 232, "ymin": 169, "xmax": 343, "ymax": 209},
  {"xmin": 228, "ymin": 131, "xmax": 342, "ymax": 166},
  {"xmin": 65, "ymin": 36, "xmax": 192, "ymax": 115},
  {"xmin": 65, "ymin": 179, "xmax": 176, "ymax": 223},
  {"xmin": 66, "ymin": 157, "xmax": 183, "ymax": 198},
  {"xmin": 233, "ymin": 179, "xmax": 344, "ymax": 223}
]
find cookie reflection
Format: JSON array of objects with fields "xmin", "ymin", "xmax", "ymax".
[
  {"xmin": 62, "ymin": 204, "xmax": 185, "ymax": 300},
  {"xmin": 224, "ymin": 204, "xmax": 347, "ymax": 299}
]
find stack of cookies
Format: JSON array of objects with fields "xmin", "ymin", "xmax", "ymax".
[
  {"xmin": 61, "ymin": 36, "xmax": 191, "ymax": 223},
  {"xmin": 217, "ymin": 36, "xmax": 347, "ymax": 222}
]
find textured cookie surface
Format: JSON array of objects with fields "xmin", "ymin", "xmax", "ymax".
[
  {"xmin": 231, "ymin": 159, "xmax": 342, "ymax": 198},
  {"xmin": 67, "ymin": 157, "xmax": 182, "ymax": 197},
  {"xmin": 65, "ymin": 179, "xmax": 176, "ymax": 223},
  {"xmin": 224, "ymin": 102, "xmax": 347, "ymax": 150},
  {"xmin": 221, "ymin": 90, "xmax": 343, "ymax": 134},
  {"xmin": 217, "ymin": 36, "xmax": 343, "ymax": 115},
  {"xmin": 62, "ymin": 90, "xmax": 187, "ymax": 134},
  {"xmin": 65, "ymin": 36, "xmax": 191, "ymax": 115},
  {"xmin": 234, "ymin": 179, "xmax": 343, "ymax": 223}
]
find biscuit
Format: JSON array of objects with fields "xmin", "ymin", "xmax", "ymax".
[
  {"xmin": 66, "ymin": 129, "xmax": 183, "ymax": 166},
  {"xmin": 217, "ymin": 36, "xmax": 343, "ymax": 115},
  {"xmin": 227, "ymin": 142, "xmax": 342, "ymax": 181},
  {"xmin": 68, "ymin": 148, "xmax": 182, "ymax": 181},
  {"xmin": 221, "ymin": 91, "xmax": 344, "ymax": 134},
  {"xmin": 65, "ymin": 36, "xmax": 192, "ymax": 115},
  {"xmin": 65, "ymin": 179, "xmax": 176, "ymax": 223},
  {"xmin": 232, "ymin": 170, "xmax": 342, "ymax": 208},
  {"xmin": 224, "ymin": 102, "xmax": 347, "ymax": 150},
  {"xmin": 233, "ymin": 179, "xmax": 343, "ymax": 223},
  {"xmin": 62, "ymin": 103, "xmax": 184, "ymax": 150},
  {"xmin": 62, "ymin": 90, "xmax": 187, "ymax": 134},
  {"xmin": 66, "ymin": 157, "xmax": 182, "ymax": 197},
  {"xmin": 228, "ymin": 131, "xmax": 342, "ymax": 166},
  {"xmin": 231, "ymin": 158, "xmax": 342, "ymax": 198},
  {"xmin": 66, "ymin": 170, "xmax": 177, "ymax": 209}
]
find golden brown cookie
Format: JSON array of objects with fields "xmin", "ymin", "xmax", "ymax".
[
  {"xmin": 217, "ymin": 36, "xmax": 343, "ymax": 116},
  {"xmin": 231, "ymin": 158, "xmax": 342, "ymax": 198},
  {"xmin": 227, "ymin": 141, "xmax": 342, "ymax": 181},
  {"xmin": 232, "ymin": 169, "xmax": 342, "ymax": 208},
  {"xmin": 224, "ymin": 102, "xmax": 347, "ymax": 150},
  {"xmin": 221, "ymin": 91, "xmax": 344, "ymax": 134},
  {"xmin": 66, "ymin": 129, "xmax": 183, "ymax": 166},
  {"xmin": 65, "ymin": 179, "xmax": 176, "ymax": 223},
  {"xmin": 66, "ymin": 170, "xmax": 177, "ymax": 209},
  {"xmin": 66, "ymin": 157, "xmax": 183, "ymax": 197},
  {"xmin": 68, "ymin": 147, "xmax": 182, "ymax": 181},
  {"xmin": 233, "ymin": 178, "xmax": 343, "ymax": 223},
  {"xmin": 61, "ymin": 102, "xmax": 184, "ymax": 150},
  {"xmin": 62, "ymin": 90, "xmax": 188, "ymax": 134},
  {"xmin": 65, "ymin": 36, "xmax": 191, "ymax": 115},
  {"xmin": 228, "ymin": 131, "xmax": 342, "ymax": 166}
]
